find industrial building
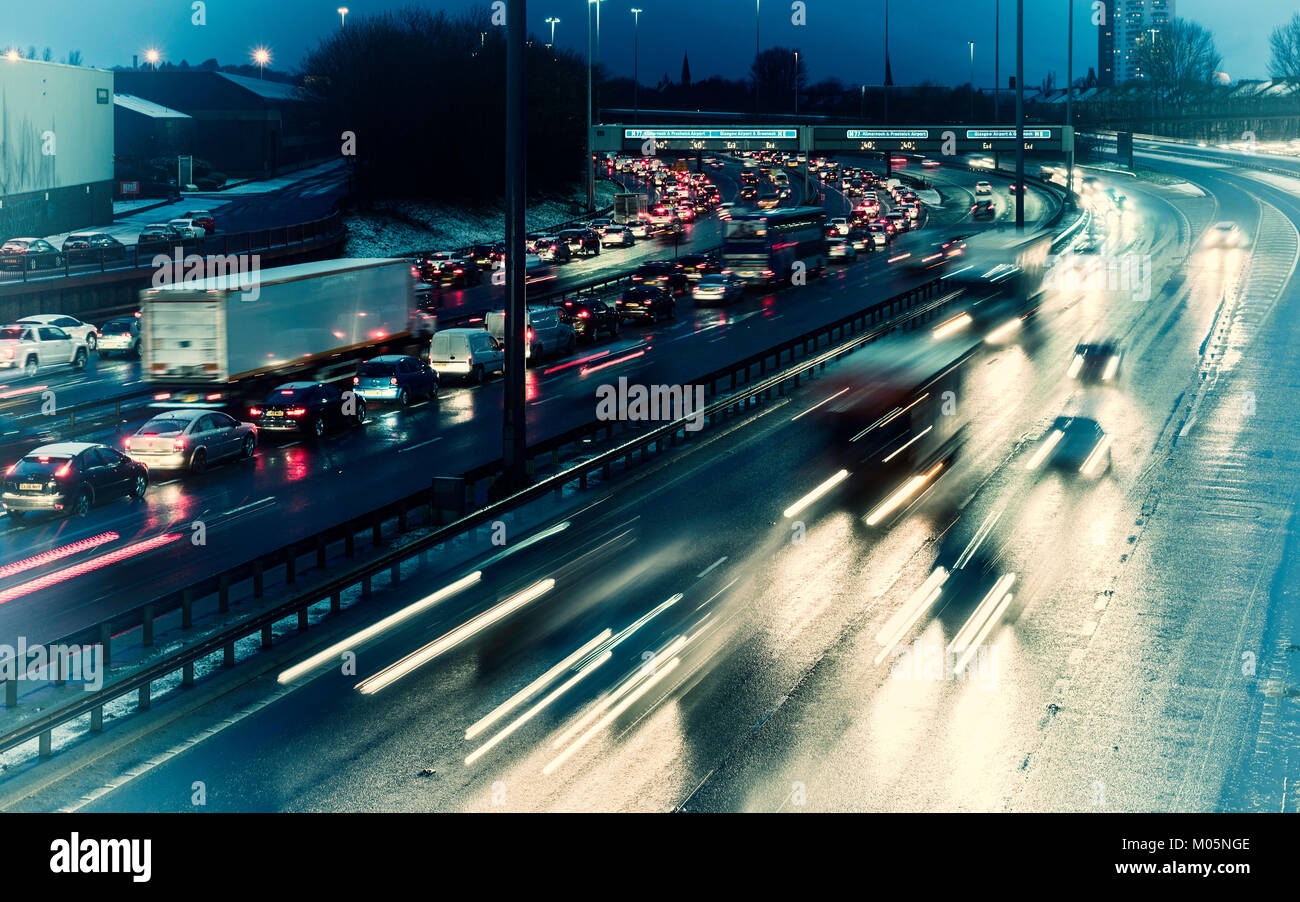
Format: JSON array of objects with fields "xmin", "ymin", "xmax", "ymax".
[{"xmin": 0, "ymin": 57, "xmax": 115, "ymax": 238}]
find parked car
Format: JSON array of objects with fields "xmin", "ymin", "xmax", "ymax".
[
  {"xmin": 0, "ymin": 323, "xmax": 88, "ymax": 377},
  {"xmin": 692, "ymin": 273, "xmax": 745, "ymax": 306},
  {"xmin": 61, "ymin": 232, "xmax": 128, "ymax": 264},
  {"xmin": 183, "ymin": 210, "xmax": 216, "ymax": 233},
  {"xmin": 353, "ymin": 354, "xmax": 438, "ymax": 405},
  {"xmin": 17, "ymin": 314, "xmax": 99, "ymax": 351},
  {"xmin": 429, "ymin": 328, "xmax": 505, "ymax": 383},
  {"xmin": 167, "ymin": 218, "xmax": 206, "ymax": 239},
  {"xmin": 96, "ymin": 316, "xmax": 142, "ymax": 358},
  {"xmin": 0, "ymin": 238, "xmax": 63, "ymax": 271},
  {"xmin": 249, "ymin": 382, "xmax": 367, "ymax": 438},
  {"xmin": 616, "ymin": 285, "xmax": 676, "ymax": 323},
  {"xmin": 558, "ymin": 299, "xmax": 620, "ymax": 343},
  {"xmin": 125, "ymin": 409, "xmax": 257, "ymax": 473},
  {"xmin": 2, "ymin": 442, "xmax": 148, "ymax": 519}
]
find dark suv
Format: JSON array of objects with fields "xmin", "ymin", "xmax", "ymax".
[
  {"xmin": 558, "ymin": 299, "xmax": 620, "ymax": 342},
  {"xmin": 2, "ymin": 442, "xmax": 147, "ymax": 519},
  {"xmin": 631, "ymin": 261, "xmax": 690, "ymax": 295},
  {"xmin": 616, "ymin": 286, "xmax": 676, "ymax": 323},
  {"xmin": 558, "ymin": 228, "xmax": 602, "ymax": 257},
  {"xmin": 676, "ymin": 253, "xmax": 721, "ymax": 281}
]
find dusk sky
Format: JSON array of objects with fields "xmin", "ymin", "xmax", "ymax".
[{"xmin": 4, "ymin": 0, "xmax": 1294, "ymax": 88}]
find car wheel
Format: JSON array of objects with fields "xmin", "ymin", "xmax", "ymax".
[
  {"xmin": 311, "ymin": 417, "xmax": 326, "ymax": 439},
  {"xmin": 240, "ymin": 434, "xmax": 256, "ymax": 459},
  {"xmin": 71, "ymin": 490, "xmax": 91, "ymax": 518},
  {"xmin": 355, "ymin": 401, "xmax": 367, "ymax": 425},
  {"xmin": 133, "ymin": 340, "xmax": 142, "ymax": 359},
  {"xmin": 190, "ymin": 448, "xmax": 208, "ymax": 475},
  {"xmin": 471, "ymin": 365, "xmax": 484, "ymax": 385},
  {"xmin": 397, "ymin": 387, "xmax": 410, "ymax": 407},
  {"xmin": 129, "ymin": 473, "xmax": 148, "ymax": 498},
  {"xmin": 86, "ymin": 332, "xmax": 97, "ymax": 352},
  {"xmin": 7, "ymin": 510, "xmax": 24, "ymax": 521},
  {"xmin": 72, "ymin": 348, "xmax": 87, "ymax": 371},
  {"xmin": 23, "ymin": 357, "xmax": 38, "ymax": 379},
  {"xmin": 427, "ymin": 381, "xmax": 439, "ymax": 400}
]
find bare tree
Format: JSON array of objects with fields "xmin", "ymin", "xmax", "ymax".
[
  {"xmin": 1133, "ymin": 18, "xmax": 1222, "ymax": 103},
  {"xmin": 65, "ymin": 49, "xmax": 83, "ymax": 66},
  {"xmin": 1268, "ymin": 13, "xmax": 1300, "ymax": 79},
  {"xmin": 749, "ymin": 46, "xmax": 807, "ymax": 111}
]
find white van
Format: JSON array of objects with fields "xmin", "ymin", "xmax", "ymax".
[
  {"xmin": 429, "ymin": 328, "xmax": 505, "ymax": 384},
  {"xmin": 484, "ymin": 307, "xmax": 576, "ymax": 363}
]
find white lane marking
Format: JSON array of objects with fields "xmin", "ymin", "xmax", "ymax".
[
  {"xmin": 696, "ymin": 556, "xmax": 728, "ymax": 579},
  {"xmin": 398, "ymin": 437, "xmax": 443, "ymax": 454},
  {"xmin": 791, "ymin": 388, "xmax": 849, "ymax": 421},
  {"xmin": 215, "ymin": 497, "xmax": 276, "ymax": 519}
]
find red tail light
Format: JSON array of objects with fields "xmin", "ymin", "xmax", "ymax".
[
  {"xmin": 55, "ymin": 462, "xmax": 71, "ymax": 477},
  {"xmin": 172, "ymin": 437, "xmax": 186, "ymax": 451},
  {"xmin": 526, "ymin": 328, "xmax": 534, "ymax": 341},
  {"xmin": 124, "ymin": 438, "xmax": 132, "ymax": 450},
  {"xmin": 286, "ymin": 407, "xmax": 307, "ymax": 417},
  {"xmin": 352, "ymin": 376, "xmax": 360, "ymax": 385},
  {"xmin": 389, "ymin": 377, "xmax": 399, "ymax": 386},
  {"xmin": 249, "ymin": 407, "xmax": 263, "ymax": 417},
  {"xmin": 578, "ymin": 311, "xmax": 590, "ymax": 318},
  {"xmin": 4, "ymin": 463, "xmax": 15, "ymax": 476}
]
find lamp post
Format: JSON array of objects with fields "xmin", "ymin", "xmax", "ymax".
[
  {"xmin": 793, "ymin": 50, "xmax": 799, "ymax": 115},
  {"xmin": 755, "ymin": 0, "xmax": 761, "ymax": 114},
  {"xmin": 1015, "ymin": 0, "xmax": 1024, "ymax": 231},
  {"xmin": 1066, "ymin": 0, "xmax": 1074, "ymax": 204},
  {"xmin": 883, "ymin": 0, "xmax": 890, "ymax": 126},
  {"xmin": 969, "ymin": 41, "xmax": 975, "ymax": 121},
  {"xmin": 545, "ymin": 16, "xmax": 559, "ymax": 54},
  {"xmin": 337, "ymin": 7, "xmax": 348, "ymax": 28},
  {"xmin": 631, "ymin": 9, "xmax": 642, "ymax": 124},
  {"xmin": 253, "ymin": 47, "xmax": 270, "ymax": 79},
  {"xmin": 994, "ymin": 0, "xmax": 999, "ymax": 123},
  {"xmin": 501, "ymin": 0, "xmax": 529, "ymax": 496}
]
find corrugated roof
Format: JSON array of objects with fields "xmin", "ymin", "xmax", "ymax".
[
  {"xmin": 114, "ymin": 92, "xmax": 192, "ymax": 119},
  {"xmin": 216, "ymin": 72, "xmax": 301, "ymax": 102}
]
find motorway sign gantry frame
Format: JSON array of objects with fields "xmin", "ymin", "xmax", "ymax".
[{"xmin": 592, "ymin": 125, "xmax": 1073, "ymax": 156}]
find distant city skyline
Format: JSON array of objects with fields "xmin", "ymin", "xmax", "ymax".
[{"xmin": 1, "ymin": 0, "xmax": 1292, "ymax": 89}]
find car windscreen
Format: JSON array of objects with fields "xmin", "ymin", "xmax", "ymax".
[
  {"xmin": 11, "ymin": 456, "xmax": 72, "ymax": 476},
  {"xmin": 359, "ymin": 362, "xmax": 397, "ymax": 377},
  {"xmin": 139, "ymin": 418, "xmax": 189, "ymax": 435},
  {"xmin": 430, "ymin": 334, "xmax": 467, "ymax": 356},
  {"xmin": 102, "ymin": 321, "xmax": 133, "ymax": 334}
]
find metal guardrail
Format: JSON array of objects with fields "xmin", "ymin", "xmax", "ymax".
[{"xmin": 0, "ymin": 211, "xmax": 346, "ymax": 289}]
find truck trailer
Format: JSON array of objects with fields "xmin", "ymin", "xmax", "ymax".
[{"xmin": 141, "ymin": 258, "xmax": 416, "ymax": 409}]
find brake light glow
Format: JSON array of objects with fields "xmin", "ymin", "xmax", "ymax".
[
  {"xmin": 172, "ymin": 437, "xmax": 186, "ymax": 451},
  {"xmin": 249, "ymin": 407, "xmax": 263, "ymax": 417},
  {"xmin": 390, "ymin": 377, "xmax": 399, "ymax": 386},
  {"xmin": 55, "ymin": 462, "xmax": 71, "ymax": 477},
  {"xmin": 286, "ymin": 407, "xmax": 307, "ymax": 417}
]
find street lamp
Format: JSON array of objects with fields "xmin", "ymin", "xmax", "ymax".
[
  {"xmin": 545, "ymin": 16, "xmax": 560, "ymax": 53},
  {"xmin": 631, "ymin": 9, "xmax": 642, "ymax": 124},
  {"xmin": 882, "ymin": 0, "xmax": 890, "ymax": 126},
  {"xmin": 252, "ymin": 46, "xmax": 271, "ymax": 79},
  {"xmin": 793, "ymin": 50, "xmax": 799, "ymax": 115},
  {"xmin": 755, "ymin": 0, "xmax": 761, "ymax": 113},
  {"xmin": 994, "ymin": 0, "xmax": 1000, "ymax": 123},
  {"xmin": 337, "ymin": 7, "xmax": 348, "ymax": 27},
  {"xmin": 145, "ymin": 48, "xmax": 160, "ymax": 71},
  {"xmin": 586, "ymin": 0, "xmax": 606, "ymax": 213},
  {"xmin": 969, "ymin": 41, "xmax": 975, "ymax": 121}
]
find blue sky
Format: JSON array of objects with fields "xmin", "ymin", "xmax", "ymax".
[{"xmin": 4, "ymin": 0, "xmax": 1293, "ymax": 85}]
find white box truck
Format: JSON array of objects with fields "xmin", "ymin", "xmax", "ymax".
[{"xmin": 141, "ymin": 258, "xmax": 415, "ymax": 407}]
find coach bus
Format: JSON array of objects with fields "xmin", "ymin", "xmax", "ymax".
[{"xmin": 721, "ymin": 206, "xmax": 828, "ymax": 287}]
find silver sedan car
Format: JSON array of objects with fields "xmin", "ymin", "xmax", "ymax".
[{"xmin": 124, "ymin": 409, "xmax": 257, "ymax": 474}]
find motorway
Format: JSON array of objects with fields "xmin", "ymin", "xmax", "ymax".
[
  {"xmin": 2, "ymin": 153, "xmax": 1184, "ymax": 812},
  {"xmin": 0, "ymin": 156, "xmax": 1051, "ymax": 651}
]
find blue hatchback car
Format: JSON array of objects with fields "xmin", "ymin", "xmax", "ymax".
[{"xmin": 352, "ymin": 355, "xmax": 438, "ymax": 406}]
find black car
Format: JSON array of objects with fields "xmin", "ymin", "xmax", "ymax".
[
  {"xmin": 61, "ymin": 233, "xmax": 128, "ymax": 265},
  {"xmin": 631, "ymin": 261, "xmax": 690, "ymax": 295},
  {"xmin": 558, "ymin": 299, "xmax": 620, "ymax": 342},
  {"xmin": 972, "ymin": 200, "xmax": 996, "ymax": 220},
  {"xmin": 434, "ymin": 258, "xmax": 482, "ymax": 288},
  {"xmin": 136, "ymin": 224, "xmax": 185, "ymax": 254},
  {"xmin": 2, "ymin": 442, "xmax": 147, "ymax": 519},
  {"xmin": 616, "ymin": 286, "xmax": 675, "ymax": 323},
  {"xmin": 558, "ymin": 228, "xmax": 602, "ymax": 257},
  {"xmin": 468, "ymin": 244, "xmax": 497, "ymax": 268},
  {"xmin": 532, "ymin": 238, "xmax": 572, "ymax": 264},
  {"xmin": 676, "ymin": 253, "xmax": 721, "ymax": 281},
  {"xmin": 250, "ymin": 382, "xmax": 367, "ymax": 439},
  {"xmin": 845, "ymin": 229, "xmax": 873, "ymax": 252},
  {"xmin": 1069, "ymin": 342, "xmax": 1123, "ymax": 383},
  {"xmin": 0, "ymin": 238, "xmax": 63, "ymax": 271}
]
